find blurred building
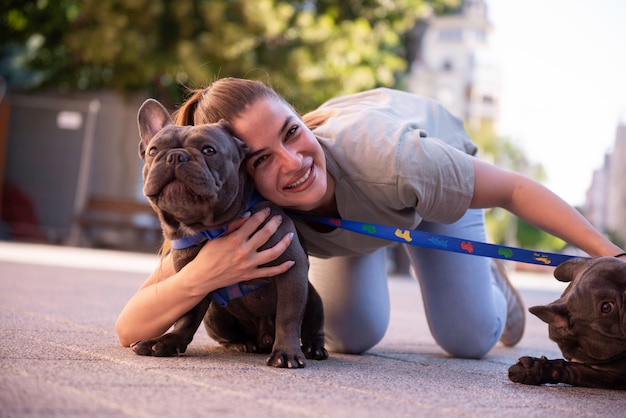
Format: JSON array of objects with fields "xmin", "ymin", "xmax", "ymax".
[
  {"xmin": 584, "ymin": 123, "xmax": 626, "ymax": 246},
  {"xmin": 407, "ymin": 0, "xmax": 500, "ymax": 133}
]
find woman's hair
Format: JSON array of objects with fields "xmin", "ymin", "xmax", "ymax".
[
  {"xmin": 301, "ymin": 108, "xmax": 335, "ymax": 130},
  {"xmin": 173, "ymin": 77, "xmax": 336, "ymax": 129},
  {"xmin": 173, "ymin": 77, "xmax": 286, "ymax": 126}
]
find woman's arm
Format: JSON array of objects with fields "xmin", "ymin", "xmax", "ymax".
[
  {"xmin": 469, "ymin": 158, "xmax": 624, "ymax": 258},
  {"xmin": 115, "ymin": 209, "xmax": 295, "ymax": 346}
]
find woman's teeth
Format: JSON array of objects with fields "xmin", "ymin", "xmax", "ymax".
[{"xmin": 286, "ymin": 167, "xmax": 311, "ymax": 189}]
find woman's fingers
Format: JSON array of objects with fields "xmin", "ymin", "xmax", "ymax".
[
  {"xmin": 225, "ymin": 211, "xmax": 253, "ymax": 234},
  {"xmin": 252, "ymin": 260, "xmax": 296, "ymax": 279},
  {"xmin": 251, "ymin": 231, "xmax": 295, "ymax": 271},
  {"xmin": 238, "ymin": 215, "xmax": 295, "ymax": 278},
  {"xmin": 228, "ymin": 208, "xmax": 284, "ymax": 249},
  {"xmin": 227, "ymin": 207, "xmax": 272, "ymax": 236},
  {"xmin": 217, "ymin": 208, "xmax": 296, "ymax": 281}
]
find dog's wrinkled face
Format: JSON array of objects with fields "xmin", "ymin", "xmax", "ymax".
[
  {"xmin": 530, "ymin": 257, "xmax": 626, "ymax": 364},
  {"xmin": 137, "ymin": 99, "xmax": 249, "ymax": 238}
]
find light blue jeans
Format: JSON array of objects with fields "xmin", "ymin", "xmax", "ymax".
[{"xmin": 307, "ymin": 209, "xmax": 508, "ymax": 359}]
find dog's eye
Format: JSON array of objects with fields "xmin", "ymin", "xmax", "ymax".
[
  {"xmin": 202, "ymin": 146, "xmax": 216, "ymax": 156},
  {"xmin": 148, "ymin": 147, "xmax": 158, "ymax": 157},
  {"xmin": 600, "ymin": 301, "xmax": 614, "ymax": 314}
]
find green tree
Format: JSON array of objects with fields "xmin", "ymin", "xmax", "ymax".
[
  {"xmin": 469, "ymin": 126, "xmax": 566, "ymax": 252},
  {"xmin": 1, "ymin": 0, "xmax": 458, "ymax": 109}
]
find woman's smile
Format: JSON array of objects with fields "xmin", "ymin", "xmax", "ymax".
[{"xmin": 285, "ymin": 165, "xmax": 312, "ymax": 190}]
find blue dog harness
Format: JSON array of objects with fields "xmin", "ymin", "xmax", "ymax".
[{"xmin": 171, "ymin": 192, "xmax": 266, "ymax": 307}]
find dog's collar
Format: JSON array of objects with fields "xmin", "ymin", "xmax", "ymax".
[
  {"xmin": 170, "ymin": 191, "xmax": 266, "ymax": 307},
  {"xmin": 171, "ymin": 227, "xmax": 227, "ymax": 250},
  {"xmin": 171, "ymin": 191, "xmax": 264, "ymax": 250}
]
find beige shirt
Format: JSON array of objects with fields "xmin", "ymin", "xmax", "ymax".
[{"xmin": 294, "ymin": 88, "xmax": 478, "ymax": 258}]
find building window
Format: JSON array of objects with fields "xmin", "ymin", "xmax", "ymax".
[{"xmin": 439, "ymin": 28, "xmax": 462, "ymax": 42}]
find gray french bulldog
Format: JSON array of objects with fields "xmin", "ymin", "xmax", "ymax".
[
  {"xmin": 131, "ymin": 98, "xmax": 327, "ymax": 368},
  {"xmin": 509, "ymin": 256, "xmax": 626, "ymax": 389}
]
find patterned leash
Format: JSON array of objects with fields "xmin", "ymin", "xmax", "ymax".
[{"xmin": 295, "ymin": 214, "xmax": 581, "ymax": 267}]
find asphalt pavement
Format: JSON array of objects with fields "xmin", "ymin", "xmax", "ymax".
[{"xmin": 1, "ymin": 241, "xmax": 624, "ymax": 417}]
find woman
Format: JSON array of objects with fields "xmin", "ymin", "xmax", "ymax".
[{"xmin": 116, "ymin": 78, "xmax": 625, "ymax": 359}]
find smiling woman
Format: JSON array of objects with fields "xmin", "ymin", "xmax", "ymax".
[
  {"xmin": 116, "ymin": 77, "xmax": 625, "ymax": 362},
  {"xmin": 231, "ymin": 98, "xmax": 332, "ymax": 213}
]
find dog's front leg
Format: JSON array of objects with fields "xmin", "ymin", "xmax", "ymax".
[
  {"xmin": 509, "ymin": 356, "xmax": 626, "ymax": 389},
  {"xmin": 300, "ymin": 282, "xmax": 328, "ymax": 360},
  {"xmin": 131, "ymin": 296, "xmax": 210, "ymax": 357},
  {"xmin": 266, "ymin": 272, "xmax": 308, "ymax": 368}
]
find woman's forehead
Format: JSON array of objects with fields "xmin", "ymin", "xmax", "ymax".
[{"xmin": 234, "ymin": 99, "xmax": 294, "ymax": 140}]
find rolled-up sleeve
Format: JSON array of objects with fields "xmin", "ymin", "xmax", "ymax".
[{"xmin": 396, "ymin": 131, "xmax": 475, "ymax": 224}]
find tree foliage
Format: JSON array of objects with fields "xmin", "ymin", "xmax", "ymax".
[
  {"xmin": 1, "ymin": 0, "xmax": 458, "ymax": 109},
  {"xmin": 469, "ymin": 126, "xmax": 566, "ymax": 252}
]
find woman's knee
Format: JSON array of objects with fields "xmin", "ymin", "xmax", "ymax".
[
  {"xmin": 323, "ymin": 308, "xmax": 389, "ymax": 354},
  {"xmin": 404, "ymin": 212, "xmax": 505, "ymax": 359},
  {"xmin": 320, "ymin": 263, "xmax": 390, "ymax": 354},
  {"xmin": 308, "ymin": 250, "xmax": 390, "ymax": 354},
  {"xmin": 429, "ymin": 319, "xmax": 501, "ymax": 359}
]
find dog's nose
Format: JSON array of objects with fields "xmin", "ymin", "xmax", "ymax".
[{"xmin": 166, "ymin": 150, "xmax": 189, "ymax": 164}]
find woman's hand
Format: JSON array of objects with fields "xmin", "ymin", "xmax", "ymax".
[
  {"xmin": 115, "ymin": 208, "xmax": 294, "ymax": 346},
  {"xmin": 181, "ymin": 208, "xmax": 295, "ymax": 296}
]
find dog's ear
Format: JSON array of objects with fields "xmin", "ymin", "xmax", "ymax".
[
  {"xmin": 217, "ymin": 119, "xmax": 236, "ymax": 136},
  {"xmin": 553, "ymin": 257, "xmax": 592, "ymax": 283},
  {"xmin": 232, "ymin": 135, "xmax": 250, "ymax": 159},
  {"xmin": 217, "ymin": 119, "xmax": 249, "ymax": 158},
  {"xmin": 137, "ymin": 99, "xmax": 173, "ymax": 158},
  {"xmin": 529, "ymin": 303, "xmax": 569, "ymax": 330}
]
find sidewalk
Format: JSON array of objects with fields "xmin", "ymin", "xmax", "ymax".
[{"xmin": 1, "ymin": 241, "xmax": 624, "ymax": 417}]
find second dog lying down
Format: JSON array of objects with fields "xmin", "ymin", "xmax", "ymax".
[{"xmin": 509, "ymin": 256, "xmax": 626, "ymax": 389}]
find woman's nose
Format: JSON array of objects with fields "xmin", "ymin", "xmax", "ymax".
[{"xmin": 278, "ymin": 146, "xmax": 302, "ymax": 171}]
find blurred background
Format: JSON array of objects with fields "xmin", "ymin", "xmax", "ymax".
[{"xmin": 0, "ymin": 0, "xmax": 624, "ymax": 266}]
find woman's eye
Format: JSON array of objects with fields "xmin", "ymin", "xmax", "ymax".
[
  {"xmin": 252, "ymin": 155, "xmax": 268, "ymax": 168},
  {"xmin": 202, "ymin": 146, "xmax": 216, "ymax": 156},
  {"xmin": 148, "ymin": 147, "xmax": 158, "ymax": 157},
  {"xmin": 286, "ymin": 125, "xmax": 298, "ymax": 139},
  {"xmin": 600, "ymin": 301, "xmax": 614, "ymax": 314}
]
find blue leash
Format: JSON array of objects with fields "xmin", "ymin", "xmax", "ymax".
[{"xmin": 295, "ymin": 214, "xmax": 581, "ymax": 267}]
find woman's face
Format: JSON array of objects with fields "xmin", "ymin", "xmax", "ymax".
[{"xmin": 231, "ymin": 98, "xmax": 330, "ymax": 212}]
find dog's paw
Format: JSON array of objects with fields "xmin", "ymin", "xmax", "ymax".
[
  {"xmin": 223, "ymin": 340, "xmax": 265, "ymax": 353},
  {"xmin": 509, "ymin": 356, "xmax": 564, "ymax": 386},
  {"xmin": 266, "ymin": 349, "xmax": 307, "ymax": 368},
  {"xmin": 302, "ymin": 342, "xmax": 328, "ymax": 360},
  {"xmin": 508, "ymin": 356, "xmax": 544, "ymax": 385},
  {"xmin": 130, "ymin": 334, "xmax": 188, "ymax": 357}
]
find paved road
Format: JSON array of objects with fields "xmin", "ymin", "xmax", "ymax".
[{"xmin": 1, "ymin": 241, "xmax": 624, "ymax": 417}]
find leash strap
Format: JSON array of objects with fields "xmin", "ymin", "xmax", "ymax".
[{"xmin": 296, "ymin": 214, "xmax": 581, "ymax": 267}]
